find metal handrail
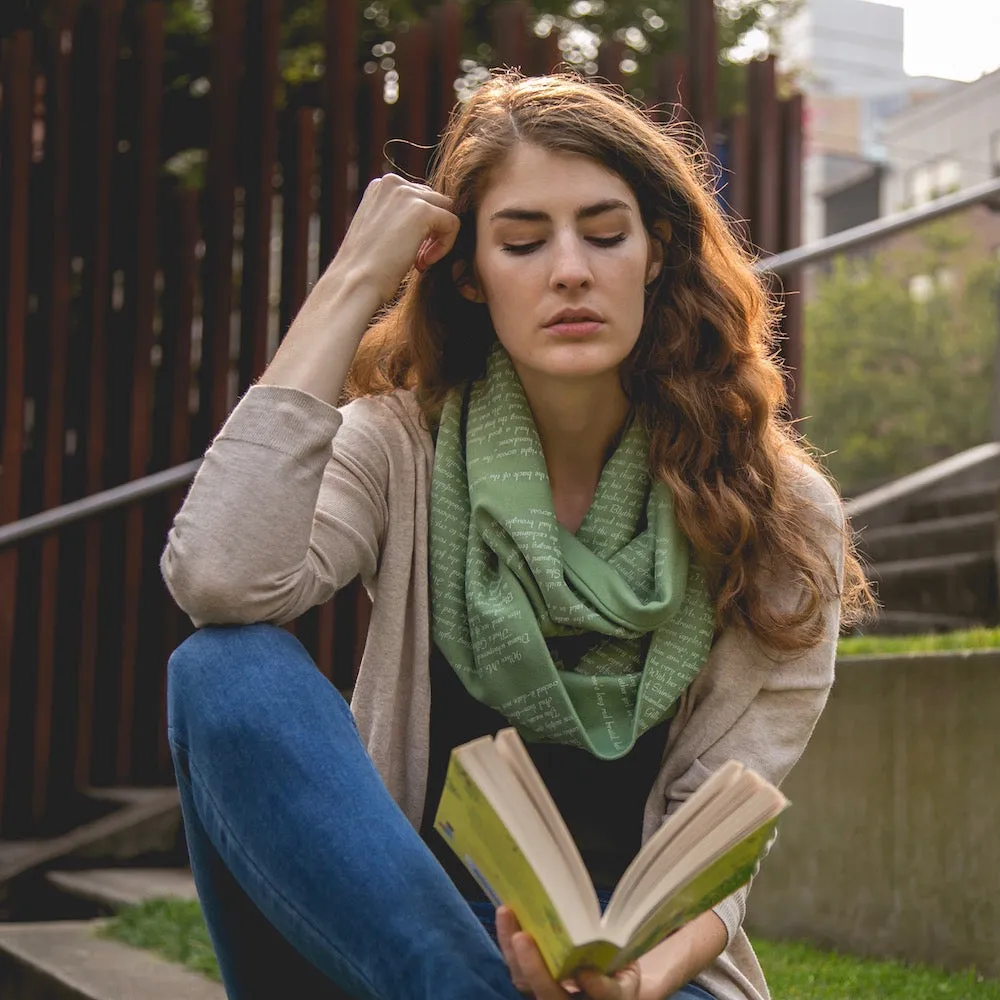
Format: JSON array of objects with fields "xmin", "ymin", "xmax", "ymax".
[
  {"xmin": 0, "ymin": 459, "xmax": 202, "ymax": 549},
  {"xmin": 759, "ymin": 175, "xmax": 1000, "ymax": 276},
  {"xmin": 3, "ymin": 174, "xmax": 1000, "ymax": 551}
]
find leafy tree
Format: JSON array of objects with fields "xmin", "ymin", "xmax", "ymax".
[
  {"xmin": 802, "ymin": 225, "xmax": 1000, "ymax": 496},
  {"xmin": 154, "ymin": 0, "xmax": 799, "ymax": 184},
  {"xmin": 163, "ymin": 0, "xmax": 800, "ymax": 117}
]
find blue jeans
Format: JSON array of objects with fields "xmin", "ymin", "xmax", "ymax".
[{"xmin": 167, "ymin": 623, "xmax": 716, "ymax": 1000}]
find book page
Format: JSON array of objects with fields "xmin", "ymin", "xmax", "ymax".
[
  {"xmin": 614, "ymin": 777, "xmax": 762, "ymax": 917},
  {"xmin": 620, "ymin": 785, "xmax": 786, "ymax": 941},
  {"xmin": 608, "ymin": 819, "xmax": 781, "ymax": 972},
  {"xmin": 494, "ymin": 729, "xmax": 600, "ymax": 922},
  {"xmin": 602, "ymin": 760, "xmax": 746, "ymax": 928}
]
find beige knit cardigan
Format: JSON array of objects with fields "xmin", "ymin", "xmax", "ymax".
[{"xmin": 161, "ymin": 384, "xmax": 845, "ymax": 1000}]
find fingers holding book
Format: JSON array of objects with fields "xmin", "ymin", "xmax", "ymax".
[
  {"xmin": 496, "ymin": 905, "xmax": 642, "ymax": 1000},
  {"xmin": 496, "ymin": 906, "xmax": 532, "ymax": 993}
]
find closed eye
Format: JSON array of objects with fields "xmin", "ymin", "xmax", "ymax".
[{"xmin": 501, "ymin": 234, "xmax": 628, "ymax": 255}]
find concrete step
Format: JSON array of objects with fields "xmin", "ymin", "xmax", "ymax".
[
  {"xmin": 0, "ymin": 920, "xmax": 223, "ymax": 1000},
  {"xmin": 859, "ymin": 511, "xmax": 996, "ymax": 564},
  {"xmin": 869, "ymin": 551, "xmax": 998, "ymax": 621},
  {"xmin": 866, "ymin": 610, "xmax": 988, "ymax": 635},
  {"xmin": 0, "ymin": 787, "xmax": 182, "ymax": 889},
  {"xmin": 904, "ymin": 482, "xmax": 998, "ymax": 522},
  {"xmin": 45, "ymin": 869, "xmax": 197, "ymax": 911}
]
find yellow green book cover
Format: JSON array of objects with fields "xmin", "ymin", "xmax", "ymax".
[{"xmin": 434, "ymin": 753, "xmax": 614, "ymax": 979}]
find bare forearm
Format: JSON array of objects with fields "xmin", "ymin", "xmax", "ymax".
[
  {"xmin": 637, "ymin": 910, "xmax": 728, "ymax": 1000},
  {"xmin": 258, "ymin": 175, "xmax": 459, "ymax": 407},
  {"xmin": 257, "ymin": 263, "xmax": 382, "ymax": 406}
]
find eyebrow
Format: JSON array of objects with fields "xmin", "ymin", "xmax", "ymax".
[{"xmin": 488, "ymin": 198, "xmax": 633, "ymax": 224}]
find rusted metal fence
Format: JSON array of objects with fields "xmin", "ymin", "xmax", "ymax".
[{"xmin": 0, "ymin": 0, "xmax": 803, "ymax": 838}]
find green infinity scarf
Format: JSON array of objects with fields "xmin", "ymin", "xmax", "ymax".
[{"xmin": 429, "ymin": 347, "xmax": 714, "ymax": 760}]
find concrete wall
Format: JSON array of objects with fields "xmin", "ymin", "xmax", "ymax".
[{"xmin": 746, "ymin": 650, "xmax": 1000, "ymax": 975}]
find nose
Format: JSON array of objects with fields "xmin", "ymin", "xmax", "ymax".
[{"xmin": 548, "ymin": 231, "xmax": 593, "ymax": 291}]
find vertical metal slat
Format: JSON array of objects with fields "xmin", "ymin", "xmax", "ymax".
[
  {"xmin": 32, "ymin": 0, "xmax": 78, "ymax": 823},
  {"xmin": 75, "ymin": 0, "xmax": 123, "ymax": 791},
  {"xmin": 238, "ymin": 0, "xmax": 280, "ymax": 391},
  {"xmin": 195, "ymin": 0, "xmax": 244, "ymax": 450},
  {"xmin": 117, "ymin": 0, "xmax": 164, "ymax": 782},
  {"xmin": 0, "ymin": 29, "xmax": 33, "ymax": 829},
  {"xmin": 320, "ymin": 0, "xmax": 357, "ymax": 266}
]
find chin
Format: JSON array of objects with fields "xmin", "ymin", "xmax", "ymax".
[{"xmin": 520, "ymin": 340, "xmax": 633, "ymax": 383}]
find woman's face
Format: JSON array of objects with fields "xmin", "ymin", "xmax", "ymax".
[{"xmin": 459, "ymin": 142, "xmax": 662, "ymax": 388}]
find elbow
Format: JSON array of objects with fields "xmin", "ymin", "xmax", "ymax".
[
  {"xmin": 160, "ymin": 538, "xmax": 314, "ymax": 628},
  {"xmin": 160, "ymin": 542, "xmax": 259, "ymax": 628}
]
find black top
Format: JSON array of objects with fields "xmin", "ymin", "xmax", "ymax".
[{"xmin": 420, "ymin": 643, "xmax": 672, "ymax": 899}]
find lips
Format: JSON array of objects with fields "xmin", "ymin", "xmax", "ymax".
[
  {"xmin": 545, "ymin": 309, "xmax": 604, "ymax": 326},
  {"xmin": 544, "ymin": 318, "xmax": 604, "ymax": 338}
]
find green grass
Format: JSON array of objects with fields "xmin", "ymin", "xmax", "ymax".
[
  {"xmin": 837, "ymin": 625, "xmax": 1000, "ymax": 657},
  {"xmin": 104, "ymin": 898, "xmax": 1000, "ymax": 997},
  {"xmin": 100, "ymin": 898, "xmax": 220, "ymax": 981},
  {"xmin": 753, "ymin": 938, "xmax": 999, "ymax": 998}
]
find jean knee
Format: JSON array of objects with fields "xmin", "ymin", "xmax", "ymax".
[{"xmin": 167, "ymin": 623, "xmax": 303, "ymax": 741}]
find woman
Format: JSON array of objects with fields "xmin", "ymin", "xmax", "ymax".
[{"xmin": 162, "ymin": 71, "xmax": 872, "ymax": 1000}]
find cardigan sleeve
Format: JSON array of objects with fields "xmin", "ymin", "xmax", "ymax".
[
  {"xmin": 161, "ymin": 384, "xmax": 391, "ymax": 628},
  {"xmin": 666, "ymin": 464, "xmax": 847, "ymax": 944},
  {"xmin": 673, "ymin": 639, "xmax": 840, "ymax": 941}
]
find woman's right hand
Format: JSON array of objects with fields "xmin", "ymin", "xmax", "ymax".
[
  {"xmin": 332, "ymin": 173, "xmax": 462, "ymax": 306},
  {"xmin": 258, "ymin": 173, "xmax": 459, "ymax": 403}
]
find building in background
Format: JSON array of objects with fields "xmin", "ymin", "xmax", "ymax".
[
  {"xmin": 815, "ymin": 68, "xmax": 1000, "ymax": 286},
  {"xmin": 779, "ymin": 0, "xmax": 953, "ymax": 242},
  {"xmin": 881, "ymin": 67, "xmax": 1000, "ymax": 213},
  {"xmin": 782, "ymin": 0, "xmax": 906, "ymax": 97},
  {"xmin": 878, "ymin": 67, "xmax": 1000, "ymax": 300},
  {"xmin": 820, "ymin": 160, "xmax": 885, "ymax": 237}
]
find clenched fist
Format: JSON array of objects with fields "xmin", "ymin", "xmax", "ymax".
[{"xmin": 332, "ymin": 173, "xmax": 462, "ymax": 306}]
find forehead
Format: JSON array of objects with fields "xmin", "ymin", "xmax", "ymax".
[{"xmin": 478, "ymin": 143, "xmax": 637, "ymax": 217}]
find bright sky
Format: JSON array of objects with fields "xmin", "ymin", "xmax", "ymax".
[{"xmin": 870, "ymin": 0, "xmax": 1000, "ymax": 81}]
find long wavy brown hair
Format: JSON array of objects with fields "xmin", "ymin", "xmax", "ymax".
[{"xmin": 347, "ymin": 71, "xmax": 875, "ymax": 654}]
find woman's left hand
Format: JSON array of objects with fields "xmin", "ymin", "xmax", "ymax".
[{"xmin": 496, "ymin": 906, "xmax": 643, "ymax": 1000}]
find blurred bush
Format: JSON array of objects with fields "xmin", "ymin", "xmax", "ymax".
[{"xmin": 803, "ymin": 221, "xmax": 1000, "ymax": 495}]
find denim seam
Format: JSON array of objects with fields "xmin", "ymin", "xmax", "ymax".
[{"xmin": 184, "ymin": 752, "xmax": 384, "ymax": 1000}]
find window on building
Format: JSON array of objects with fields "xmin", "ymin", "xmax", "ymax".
[
  {"xmin": 910, "ymin": 165, "xmax": 935, "ymax": 206},
  {"xmin": 908, "ymin": 159, "xmax": 962, "ymax": 206},
  {"xmin": 937, "ymin": 159, "xmax": 961, "ymax": 194},
  {"xmin": 991, "ymin": 132, "xmax": 1000, "ymax": 177}
]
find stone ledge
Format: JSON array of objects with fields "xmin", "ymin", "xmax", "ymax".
[
  {"xmin": 0, "ymin": 920, "xmax": 224, "ymax": 1000},
  {"xmin": 0, "ymin": 788, "xmax": 182, "ymax": 887},
  {"xmin": 45, "ymin": 869, "xmax": 197, "ymax": 911}
]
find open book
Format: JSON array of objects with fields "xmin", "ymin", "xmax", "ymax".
[{"xmin": 433, "ymin": 728, "xmax": 788, "ymax": 981}]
